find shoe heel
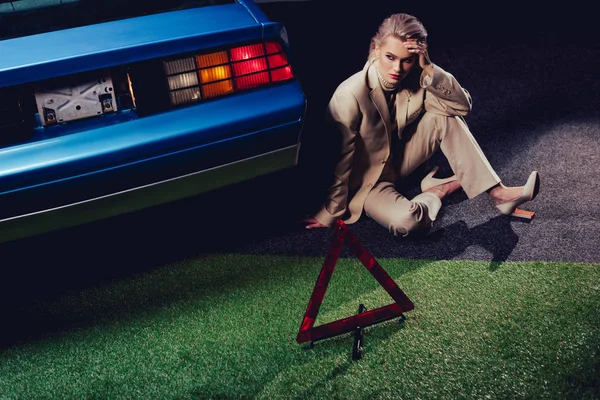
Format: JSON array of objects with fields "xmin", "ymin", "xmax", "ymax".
[
  {"xmin": 421, "ymin": 166, "xmax": 458, "ymax": 192},
  {"xmin": 496, "ymin": 171, "xmax": 540, "ymax": 219},
  {"xmin": 510, "ymin": 208, "xmax": 535, "ymax": 219}
]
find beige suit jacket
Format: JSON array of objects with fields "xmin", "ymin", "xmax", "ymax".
[{"xmin": 314, "ymin": 59, "xmax": 473, "ymax": 227}]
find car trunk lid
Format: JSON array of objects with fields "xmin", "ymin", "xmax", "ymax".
[{"xmin": 0, "ymin": 3, "xmax": 261, "ymax": 88}]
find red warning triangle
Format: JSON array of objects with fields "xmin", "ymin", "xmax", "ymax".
[{"xmin": 296, "ymin": 220, "xmax": 414, "ymax": 344}]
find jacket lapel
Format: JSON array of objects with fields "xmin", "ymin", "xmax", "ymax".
[{"xmin": 367, "ymin": 62, "xmax": 392, "ymax": 139}]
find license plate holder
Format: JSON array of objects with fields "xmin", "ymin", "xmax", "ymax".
[{"xmin": 35, "ymin": 72, "xmax": 118, "ymax": 126}]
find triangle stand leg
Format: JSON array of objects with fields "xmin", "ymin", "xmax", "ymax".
[{"xmin": 352, "ymin": 303, "xmax": 367, "ymax": 361}]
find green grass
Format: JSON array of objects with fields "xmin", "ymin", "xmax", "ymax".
[{"xmin": 1, "ymin": 255, "xmax": 599, "ymax": 399}]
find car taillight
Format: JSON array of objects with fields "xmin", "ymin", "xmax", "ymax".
[
  {"xmin": 230, "ymin": 43, "xmax": 265, "ymax": 61},
  {"xmin": 162, "ymin": 40, "xmax": 294, "ymax": 107},
  {"xmin": 197, "ymin": 52, "xmax": 234, "ymax": 99}
]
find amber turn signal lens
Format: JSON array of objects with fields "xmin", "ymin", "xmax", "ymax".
[
  {"xmin": 199, "ymin": 65, "xmax": 232, "ymax": 83},
  {"xmin": 202, "ymin": 80, "xmax": 234, "ymax": 99},
  {"xmin": 197, "ymin": 51, "xmax": 229, "ymax": 69}
]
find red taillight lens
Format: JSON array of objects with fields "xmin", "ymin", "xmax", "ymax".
[
  {"xmin": 264, "ymin": 41, "xmax": 293, "ymax": 83},
  {"xmin": 270, "ymin": 66, "xmax": 293, "ymax": 82},
  {"xmin": 267, "ymin": 53, "xmax": 287, "ymax": 69},
  {"xmin": 230, "ymin": 44, "xmax": 265, "ymax": 61},
  {"xmin": 235, "ymin": 72, "xmax": 270, "ymax": 90},
  {"xmin": 266, "ymin": 42, "xmax": 283, "ymax": 54},
  {"xmin": 232, "ymin": 58, "xmax": 268, "ymax": 76}
]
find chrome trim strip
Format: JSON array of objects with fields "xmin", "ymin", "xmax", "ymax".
[{"xmin": 0, "ymin": 144, "xmax": 299, "ymax": 244}]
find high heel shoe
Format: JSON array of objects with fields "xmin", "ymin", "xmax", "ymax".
[
  {"xmin": 420, "ymin": 166, "xmax": 458, "ymax": 192},
  {"xmin": 495, "ymin": 171, "xmax": 540, "ymax": 219}
]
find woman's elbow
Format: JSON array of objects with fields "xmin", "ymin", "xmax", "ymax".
[
  {"xmin": 455, "ymin": 97, "xmax": 473, "ymax": 116},
  {"xmin": 461, "ymin": 101, "xmax": 473, "ymax": 115},
  {"xmin": 462, "ymin": 91, "xmax": 473, "ymax": 114}
]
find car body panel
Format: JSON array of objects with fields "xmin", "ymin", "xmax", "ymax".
[
  {"xmin": 0, "ymin": 3, "xmax": 260, "ymax": 87},
  {"xmin": 0, "ymin": 0, "xmax": 307, "ymax": 244},
  {"xmin": 0, "ymin": 82, "xmax": 304, "ymax": 195},
  {"xmin": 0, "ymin": 144, "xmax": 299, "ymax": 244}
]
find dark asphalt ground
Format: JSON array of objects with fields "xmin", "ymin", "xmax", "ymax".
[
  {"xmin": 249, "ymin": 1, "xmax": 600, "ymax": 264},
  {"xmin": 1, "ymin": 1, "xmax": 599, "ymax": 297}
]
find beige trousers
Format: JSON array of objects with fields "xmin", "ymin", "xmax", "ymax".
[{"xmin": 363, "ymin": 112, "xmax": 501, "ymax": 237}]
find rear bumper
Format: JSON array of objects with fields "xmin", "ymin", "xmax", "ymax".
[
  {"xmin": 0, "ymin": 144, "xmax": 299, "ymax": 244},
  {"xmin": 0, "ymin": 81, "xmax": 306, "ymax": 243}
]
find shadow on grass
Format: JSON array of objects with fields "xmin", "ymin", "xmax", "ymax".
[
  {"xmin": 0, "ymin": 165, "xmax": 527, "ymax": 350},
  {"xmin": 0, "ymin": 169, "xmax": 308, "ymax": 347},
  {"xmin": 292, "ymin": 361, "xmax": 351, "ymax": 400},
  {"xmin": 270, "ymin": 318, "xmax": 408, "ymax": 399},
  {"xmin": 566, "ymin": 358, "xmax": 600, "ymax": 398}
]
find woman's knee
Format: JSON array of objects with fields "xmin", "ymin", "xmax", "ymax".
[{"xmin": 387, "ymin": 201, "xmax": 433, "ymax": 237}]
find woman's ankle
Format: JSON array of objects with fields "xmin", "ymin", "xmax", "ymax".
[
  {"xmin": 488, "ymin": 183, "xmax": 522, "ymax": 205},
  {"xmin": 424, "ymin": 180, "xmax": 461, "ymax": 199}
]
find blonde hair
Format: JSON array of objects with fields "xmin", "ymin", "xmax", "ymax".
[{"xmin": 368, "ymin": 13, "xmax": 428, "ymax": 61}]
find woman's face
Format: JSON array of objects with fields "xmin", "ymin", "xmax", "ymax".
[{"xmin": 375, "ymin": 36, "xmax": 417, "ymax": 84}]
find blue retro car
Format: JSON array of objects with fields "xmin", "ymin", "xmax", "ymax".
[{"xmin": 0, "ymin": 0, "xmax": 306, "ymax": 243}]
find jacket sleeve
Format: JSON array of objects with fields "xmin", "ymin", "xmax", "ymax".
[
  {"xmin": 313, "ymin": 89, "xmax": 361, "ymax": 227},
  {"xmin": 420, "ymin": 63, "xmax": 472, "ymax": 116}
]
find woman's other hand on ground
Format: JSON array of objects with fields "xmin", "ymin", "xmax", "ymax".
[{"xmin": 302, "ymin": 217, "xmax": 328, "ymax": 229}]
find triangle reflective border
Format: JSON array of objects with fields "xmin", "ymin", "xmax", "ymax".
[{"xmin": 296, "ymin": 220, "xmax": 415, "ymax": 344}]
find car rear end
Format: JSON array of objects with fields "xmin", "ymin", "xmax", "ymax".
[{"xmin": 0, "ymin": 0, "xmax": 306, "ymax": 243}]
